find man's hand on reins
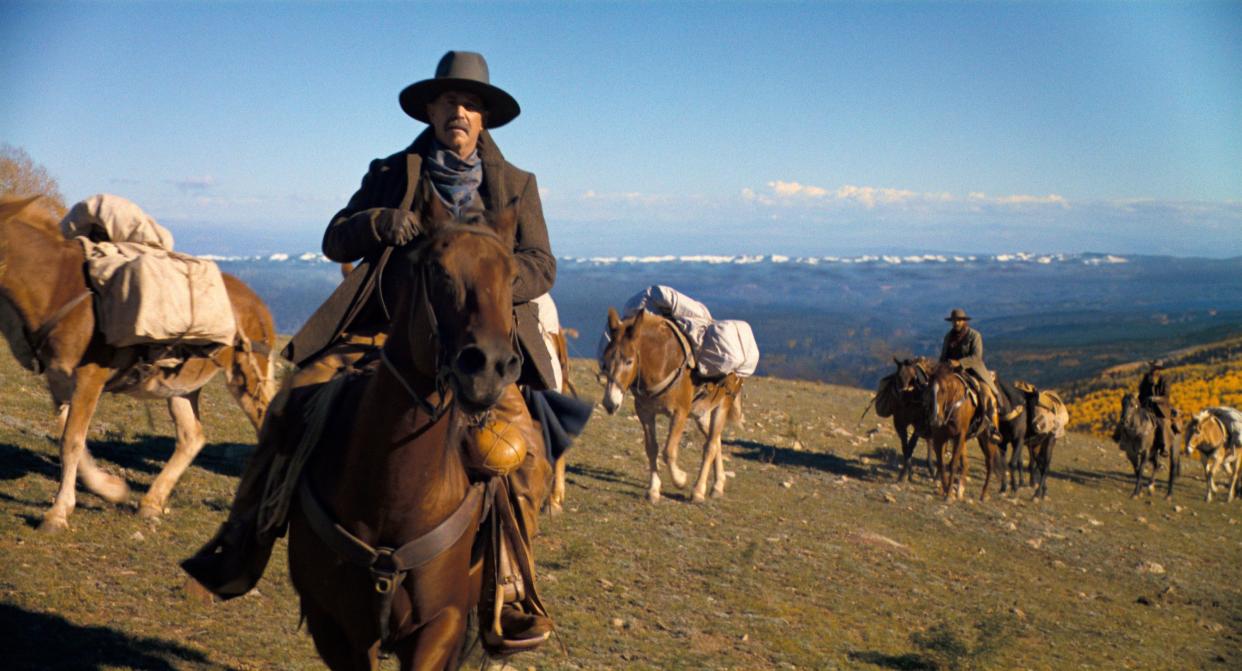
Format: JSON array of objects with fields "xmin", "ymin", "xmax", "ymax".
[{"xmin": 373, "ymin": 208, "xmax": 421, "ymax": 247}]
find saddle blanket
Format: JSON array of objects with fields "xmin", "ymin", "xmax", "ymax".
[{"xmin": 62, "ymin": 195, "xmax": 236, "ymax": 348}]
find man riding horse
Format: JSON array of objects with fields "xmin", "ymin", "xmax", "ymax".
[
  {"xmin": 938, "ymin": 308, "xmax": 1007, "ymax": 435},
  {"xmin": 185, "ymin": 51, "xmax": 558, "ymax": 647},
  {"xmin": 1138, "ymin": 359, "xmax": 1175, "ymax": 458}
]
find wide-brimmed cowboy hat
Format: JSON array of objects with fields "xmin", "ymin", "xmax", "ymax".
[
  {"xmin": 944, "ymin": 308, "xmax": 972, "ymax": 322},
  {"xmin": 1148, "ymin": 359, "xmax": 1166, "ymax": 370},
  {"xmin": 399, "ymin": 51, "xmax": 520, "ymax": 128}
]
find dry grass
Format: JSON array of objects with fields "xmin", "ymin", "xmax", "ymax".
[{"xmin": 0, "ymin": 343, "xmax": 1239, "ymax": 670}]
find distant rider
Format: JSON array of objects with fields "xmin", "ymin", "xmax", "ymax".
[
  {"xmin": 1138, "ymin": 360, "xmax": 1175, "ymax": 456},
  {"xmin": 938, "ymin": 308, "xmax": 1006, "ymax": 433}
]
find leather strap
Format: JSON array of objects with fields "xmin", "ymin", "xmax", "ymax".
[
  {"xmin": 297, "ymin": 478, "xmax": 489, "ymax": 642},
  {"xmin": 24, "ymin": 290, "xmax": 92, "ymax": 375}
]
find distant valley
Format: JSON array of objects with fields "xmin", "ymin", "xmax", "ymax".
[{"xmin": 214, "ymin": 252, "xmax": 1242, "ymax": 390}]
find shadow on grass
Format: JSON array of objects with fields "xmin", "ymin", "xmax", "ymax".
[
  {"xmin": 89, "ymin": 436, "xmax": 249, "ymax": 479},
  {"xmin": 0, "ymin": 443, "xmax": 58, "ymax": 481},
  {"xmin": 0, "ymin": 603, "xmax": 235, "ymax": 670},
  {"xmin": 847, "ymin": 650, "xmax": 938, "ymax": 670},
  {"xmin": 727, "ymin": 439, "xmax": 872, "ymax": 479}
]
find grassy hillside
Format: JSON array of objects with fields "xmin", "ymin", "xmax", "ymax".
[
  {"xmin": 1064, "ymin": 336, "xmax": 1242, "ymax": 437},
  {"xmin": 0, "ymin": 342, "xmax": 1239, "ymax": 670}
]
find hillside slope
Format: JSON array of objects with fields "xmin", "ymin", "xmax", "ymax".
[
  {"xmin": 1064, "ymin": 336, "xmax": 1242, "ymax": 436},
  {"xmin": 0, "ymin": 345, "xmax": 1238, "ymax": 670}
]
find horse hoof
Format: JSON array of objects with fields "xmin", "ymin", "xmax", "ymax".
[
  {"xmin": 647, "ymin": 491, "xmax": 661, "ymax": 504},
  {"xmin": 137, "ymin": 503, "xmax": 163, "ymax": 519},
  {"xmin": 691, "ymin": 491, "xmax": 707, "ymax": 504},
  {"xmin": 710, "ymin": 488, "xmax": 725, "ymax": 499},
  {"xmin": 670, "ymin": 468, "xmax": 688, "ymax": 489},
  {"xmin": 39, "ymin": 515, "xmax": 69, "ymax": 534},
  {"xmin": 547, "ymin": 502, "xmax": 563, "ymax": 517}
]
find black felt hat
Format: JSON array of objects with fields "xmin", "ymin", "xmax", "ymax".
[{"xmin": 399, "ymin": 51, "xmax": 520, "ymax": 128}]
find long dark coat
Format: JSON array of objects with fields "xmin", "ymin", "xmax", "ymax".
[
  {"xmin": 283, "ymin": 127, "xmax": 557, "ymax": 389},
  {"xmin": 939, "ymin": 326, "xmax": 997, "ymax": 395}
]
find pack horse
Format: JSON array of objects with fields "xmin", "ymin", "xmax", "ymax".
[{"xmin": 0, "ymin": 195, "xmax": 277, "ymax": 531}]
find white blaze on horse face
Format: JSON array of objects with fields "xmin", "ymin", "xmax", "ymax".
[{"xmin": 603, "ymin": 381, "xmax": 625, "ymax": 415}]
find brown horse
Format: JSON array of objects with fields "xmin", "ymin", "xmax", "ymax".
[
  {"xmin": 0, "ymin": 195, "xmax": 276, "ymax": 531},
  {"xmin": 1182, "ymin": 409, "xmax": 1240, "ymax": 502},
  {"xmin": 924, "ymin": 363, "xmax": 1000, "ymax": 501},
  {"xmin": 599, "ymin": 308, "xmax": 742, "ymax": 503},
  {"xmin": 286, "ymin": 206, "xmax": 537, "ymax": 670}
]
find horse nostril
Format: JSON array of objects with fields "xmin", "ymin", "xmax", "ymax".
[
  {"xmin": 455, "ymin": 346, "xmax": 487, "ymax": 375},
  {"xmin": 496, "ymin": 352, "xmax": 521, "ymax": 380}
]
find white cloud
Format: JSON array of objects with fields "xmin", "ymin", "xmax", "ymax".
[
  {"xmin": 169, "ymin": 175, "xmax": 216, "ymax": 192},
  {"xmin": 751, "ymin": 181, "xmax": 1068, "ymax": 210}
]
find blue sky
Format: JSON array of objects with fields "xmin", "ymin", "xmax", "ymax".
[{"xmin": 2, "ymin": 1, "xmax": 1239, "ymax": 257}]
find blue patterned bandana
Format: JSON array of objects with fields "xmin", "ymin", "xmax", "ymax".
[{"xmin": 425, "ymin": 141, "xmax": 483, "ymax": 218}]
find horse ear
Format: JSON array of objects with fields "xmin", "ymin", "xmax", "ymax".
[
  {"xmin": 607, "ymin": 307, "xmax": 621, "ymax": 332},
  {"xmin": 0, "ymin": 194, "xmax": 44, "ymax": 222},
  {"xmin": 423, "ymin": 192, "xmax": 450, "ymax": 233},
  {"xmin": 490, "ymin": 204, "xmax": 518, "ymax": 247},
  {"xmin": 893, "ymin": 356, "xmax": 900, "ymax": 365}
]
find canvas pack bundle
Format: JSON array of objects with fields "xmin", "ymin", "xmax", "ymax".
[
  {"xmin": 1031, "ymin": 390, "xmax": 1070, "ymax": 438},
  {"xmin": 62, "ymin": 194, "xmax": 236, "ymax": 348},
  {"xmin": 873, "ymin": 375, "xmax": 898, "ymax": 418},
  {"xmin": 696, "ymin": 320, "xmax": 760, "ymax": 379}
]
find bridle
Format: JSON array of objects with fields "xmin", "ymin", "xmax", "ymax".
[
  {"xmin": 377, "ymin": 224, "xmax": 517, "ymax": 424},
  {"xmin": 601, "ymin": 317, "xmax": 689, "ymax": 398}
]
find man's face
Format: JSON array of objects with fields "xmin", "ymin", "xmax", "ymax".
[
  {"xmin": 952, "ymin": 318, "xmax": 967, "ymax": 332},
  {"xmin": 426, "ymin": 91, "xmax": 486, "ymax": 156}
]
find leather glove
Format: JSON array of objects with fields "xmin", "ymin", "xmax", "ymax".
[{"xmin": 372, "ymin": 208, "xmax": 420, "ymax": 247}]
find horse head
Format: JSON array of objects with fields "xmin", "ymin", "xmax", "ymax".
[
  {"xmin": 925, "ymin": 364, "xmax": 966, "ymax": 431},
  {"xmin": 1182, "ymin": 411, "xmax": 1220, "ymax": 458},
  {"xmin": 894, "ymin": 357, "xmax": 927, "ymax": 392},
  {"xmin": 389, "ymin": 196, "xmax": 521, "ymax": 413},
  {"xmin": 599, "ymin": 307, "xmax": 645, "ymax": 415}
]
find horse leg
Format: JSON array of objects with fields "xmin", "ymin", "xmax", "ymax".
[
  {"xmin": 955, "ymin": 435, "xmax": 969, "ymax": 501},
  {"xmin": 42, "ymin": 364, "xmax": 114, "ymax": 532},
  {"xmin": 139, "ymin": 391, "xmax": 206, "ymax": 517},
  {"xmin": 896, "ymin": 423, "xmax": 913, "ymax": 483},
  {"xmin": 394, "ymin": 609, "xmax": 468, "ymax": 671},
  {"xmin": 664, "ymin": 409, "xmax": 690, "ymax": 489},
  {"xmin": 548, "ymin": 456, "xmax": 567, "ymax": 515},
  {"xmin": 1227, "ymin": 451, "xmax": 1241, "ymax": 502},
  {"xmin": 978, "ymin": 437, "xmax": 995, "ymax": 502},
  {"xmin": 692, "ymin": 407, "xmax": 726, "ymax": 501},
  {"xmin": 1204, "ymin": 455, "xmax": 1217, "ymax": 503},
  {"xmin": 302, "ymin": 600, "xmax": 376, "ymax": 671},
  {"xmin": 638, "ymin": 409, "xmax": 662, "ymax": 504},
  {"xmin": 1166, "ymin": 447, "xmax": 1178, "ymax": 499},
  {"xmin": 925, "ymin": 439, "xmax": 937, "ymax": 480},
  {"xmin": 706, "ymin": 406, "xmax": 729, "ymax": 499},
  {"xmin": 935, "ymin": 440, "xmax": 950, "ymax": 498}
]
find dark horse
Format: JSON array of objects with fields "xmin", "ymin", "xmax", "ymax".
[
  {"xmin": 1114, "ymin": 393, "xmax": 1172, "ymax": 498},
  {"xmin": 872, "ymin": 357, "xmax": 934, "ymax": 483},
  {"xmin": 994, "ymin": 378, "xmax": 1028, "ymax": 495},
  {"xmin": 924, "ymin": 363, "xmax": 1000, "ymax": 501},
  {"xmin": 285, "ymin": 203, "xmax": 538, "ymax": 670}
]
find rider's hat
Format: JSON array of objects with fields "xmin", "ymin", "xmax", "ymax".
[
  {"xmin": 944, "ymin": 308, "xmax": 972, "ymax": 322},
  {"xmin": 399, "ymin": 51, "xmax": 520, "ymax": 128}
]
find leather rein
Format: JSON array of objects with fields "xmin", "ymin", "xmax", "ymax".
[{"xmin": 298, "ymin": 224, "xmax": 513, "ymax": 644}]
